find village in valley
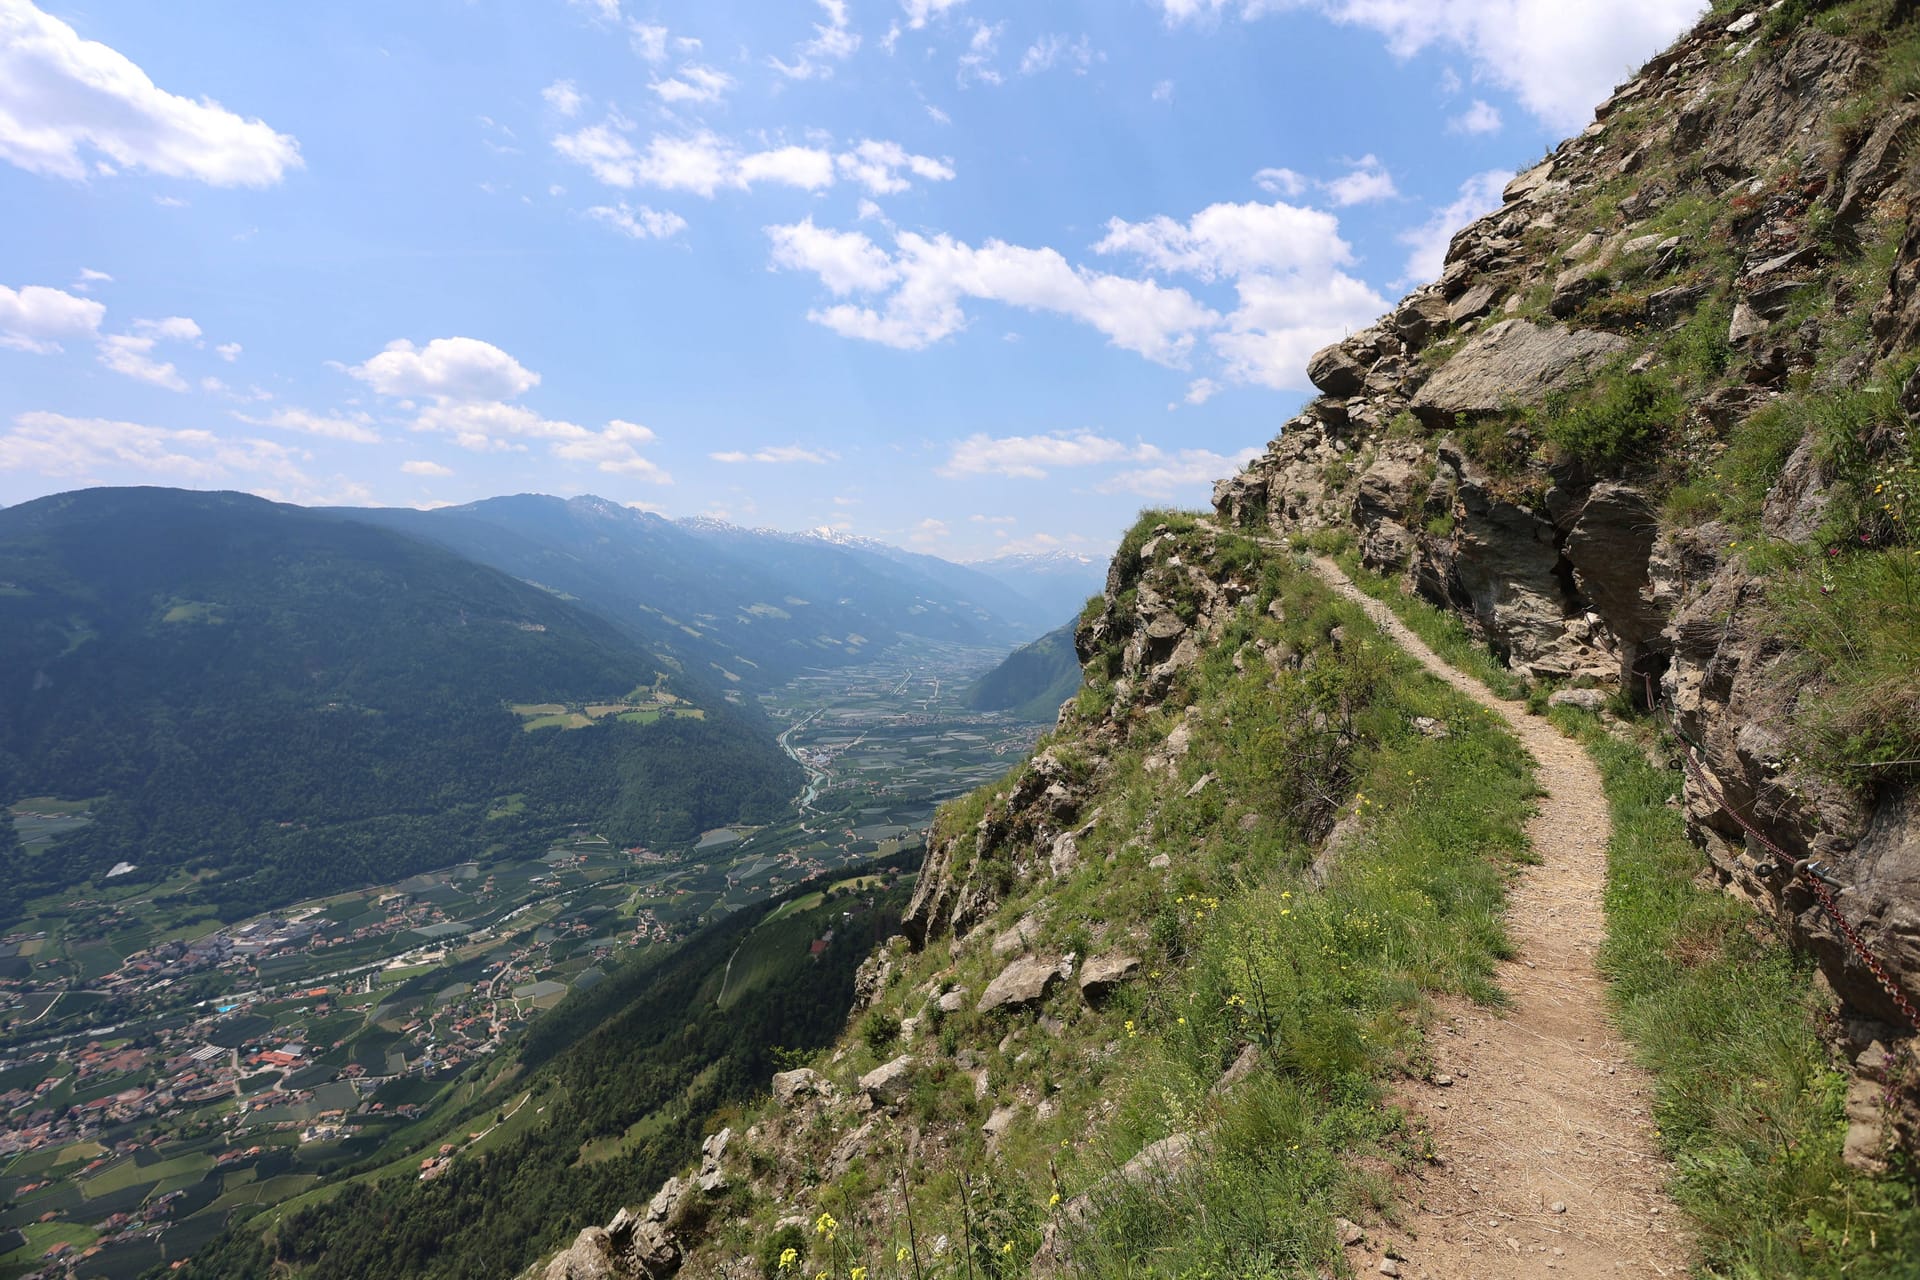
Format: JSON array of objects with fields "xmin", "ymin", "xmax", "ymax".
[{"xmin": 0, "ymin": 639, "xmax": 1041, "ymax": 1279}]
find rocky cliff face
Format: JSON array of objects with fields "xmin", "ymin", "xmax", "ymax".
[
  {"xmin": 529, "ymin": 5, "xmax": 1920, "ymax": 1274},
  {"xmin": 1212, "ymin": 0, "xmax": 1920, "ymax": 1149}
]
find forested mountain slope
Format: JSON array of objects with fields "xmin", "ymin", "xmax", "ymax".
[
  {"xmin": 175, "ymin": 869, "xmax": 913, "ymax": 1280},
  {"xmin": 963, "ymin": 619, "xmax": 1083, "ymax": 723},
  {"xmin": 0, "ymin": 487, "xmax": 798, "ymax": 923}
]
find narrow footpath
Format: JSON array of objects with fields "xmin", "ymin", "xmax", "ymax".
[{"xmin": 1310, "ymin": 557, "xmax": 1691, "ymax": 1279}]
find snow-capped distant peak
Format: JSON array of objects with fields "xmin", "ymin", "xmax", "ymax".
[{"xmin": 969, "ymin": 549, "xmax": 1099, "ymax": 568}]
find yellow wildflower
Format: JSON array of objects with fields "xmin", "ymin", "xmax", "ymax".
[{"xmin": 778, "ymin": 1247, "xmax": 799, "ymax": 1271}]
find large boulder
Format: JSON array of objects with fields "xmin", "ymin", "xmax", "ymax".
[
  {"xmin": 977, "ymin": 955, "xmax": 1065, "ymax": 1013},
  {"xmin": 541, "ymin": 1228, "xmax": 622, "ymax": 1280},
  {"xmin": 1306, "ymin": 341, "xmax": 1368, "ymax": 397},
  {"xmin": 771, "ymin": 1068, "xmax": 833, "ymax": 1107},
  {"xmin": 1077, "ymin": 953, "xmax": 1141, "ymax": 1003},
  {"xmin": 694, "ymin": 1127, "xmax": 732, "ymax": 1194},
  {"xmin": 1411, "ymin": 320, "xmax": 1630, "ymax": 421},
  {"xmin": 859, "ymin": 1055, "xmax": 916, "ymax": 1106}
]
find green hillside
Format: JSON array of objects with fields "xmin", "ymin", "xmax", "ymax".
[
  {"xmin": 0, "ymin": 488, "xmax": 800, "ymax": 924},
  {"xmin": 963, "ymin": 618, "xmax": 1085, "ymax": 722}
]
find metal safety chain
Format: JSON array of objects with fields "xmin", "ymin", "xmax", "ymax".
[{"xmin": 1641, "ymin": 674, "xmax": 1920, "ymax": 1031}]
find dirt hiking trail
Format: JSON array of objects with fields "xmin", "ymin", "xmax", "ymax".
[{"xmin": 1312, "ymin": 557, "xmax": 1691, "ymax": 1279}]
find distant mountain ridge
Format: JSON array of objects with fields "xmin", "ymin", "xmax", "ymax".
[
  {"xmin": 965, "ymin": 548, "xmax": 1109, "ymax": 626},
  {"xmin": 0, "ymin": 487, "xmax": 799, "ymax": 923},
  {"xmin": 340, "ymin": 496, "xmax": 1052, "ymax": 689}
]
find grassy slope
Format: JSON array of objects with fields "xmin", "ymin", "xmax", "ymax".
[{"xmin": 691, "ymin": 529, "xmax": 1542, "ymax": 1278}]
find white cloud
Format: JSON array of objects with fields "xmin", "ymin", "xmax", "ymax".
[
  {"xmin": 402, "ymin": 459, "xmax": 453, "ymax": 477},
  {"xmin": 709, "ymin": 444, "xmax": 836, "ymax": 464},
  {"xmin": 96, "ymin": 316, "xmax": 200, "ymax": 387},
  {"xmin": 236, "ymin": 406, "xmax": 381, "ymax": 444},
  {"xmin": 772, "ymin": 0, "xmax": 861, "ymax": 79},
  {"xmin": 767, "ymin": 220, "xmax": 900, "ymax": 295},
  {"xmin": 902, "ymin": 0, "xmax": 967, "ymax": 28},
  {"xmin": 0, "ymin": 281, "xmax": 104, "ymax": 352},
  {"xmin": 629, "ymin": 21, "xmax": 669, "ymax": 61},
  {"xmin": 1398, "ymin": 167, "xmax": 1511, "ymax": 284},
  {"xmin": 1322, "ymin": 154, "xmax": 1397, "ymax": 205},
  {"xmin": 350, "ymin": 336, "xmax": 540, "ymax": 401},
  {"xmin": 348, "ymin": 335, "xmax": 666, "ymax": 479},
  {"xmin": 1184, "ymin": 377, "xmax": 1219, "ymax": 405},
  {"xmin": 550, "ymin": 418, "xmax": 671, "ymax": 481},
  {"xmin": 1096, "ymin": 200, "xmax": 1387, "ymax": 391},
  {"xmin": 542, "ymin": 79, "xmax": 586, "ymax": 117},
  {"xmin": 909, "ymin": 516, "xmax": 949, "ymax": 546},
  {"xmin": 1152, "ymin": 79, "xmax": 1176, "ymax": 103},
  {"xmin": 570, "ymin": 0, "xmax": 622, "ymax": 22},
  {"xmin": 1209, "ymin": 268, "xmax": 1387, "ymax": 389},
  {"xmin": 775, "ymin": 190, "xmax": 1390, "ymax": 391},
  {"xmin": 771, "ymin": 222, "xmax": 1218, "ymax": 363},
  {"xmin": 1448, "ymin": 98, "xmax": 1503, "ymax": 134},
  {"xmin": 1020, "ymin": 33, "xmax": 1094, "ymax": 75},
  {"xmin": 651, "ymin": 63, "xmax": 736, "ymax": 105},
  {"xmin": 958, "ymin": 20, "xmax": 1004, "ymax": 85},
  {"xmin": 133, "ymin": 314, "xmax": 201, "ymax": 342},
  {"xmin": 555, "ymin": 125, "xmax": 852, "ymax": 196},
  {"xmin": 0, "ymin": 0, "xmax": 301, "ymax": 185},
  {"xmin": 1096, "ymin": 445, "xmax": 1260, "ymax": 497},
  {"xmin": 969, "ymin": 513, "xmax": 1016, "ymax": 524},
  {"xmin": 835, "ymin": 138, "xmax": 954, "ymax": 195},
  {"xmin": 558, "ymin": 125, "xmax": 948, "ymax": 199},
  {"xmin": 0, "ymin": 410, "xmax": 308, "ymax": 485},
  {"xmin": 1252, "ymin": 167, "xmax": 1304, "ymax": 197},
  {"xmin": 409, "ymin": 398, "xmax": 560, "ymax": 450},
  {"xmin": 1095, "ymin": 198, "xmax": 1353, "ymax": 281},
  {"xmin": 940, "ymin": 430, "xmax": 1157, "ymax": 480},
  {"xmin": 71, "ymin": 266, "xmax": 111, "ymax": 292},
  {"xmin": 738, "ymin": 145, "xmax": 837, "ymax": 190},
  {"xmin": 587, "ymin": 202, "xmax": 689, "ymax": 240},
  {"xmin": 1156, "ymin": 0, "xmax": 1704, "ymax": 131},
  {"xmin": 98, "ymin": 331, "xmax": 189, "ymax": 390},
  {"xmin": 216, "ymin": 341, "xmax": 242, "ymax": 361}
]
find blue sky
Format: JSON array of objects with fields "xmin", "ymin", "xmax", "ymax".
[{"xmin": 0, "ymin": 0, "xmax": 1704, "ymax": 561}]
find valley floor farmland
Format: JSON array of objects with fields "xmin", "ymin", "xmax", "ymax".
[{"xmin": 0, "ymin": 638, "xmax": 1040, "ymax": 1280}]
